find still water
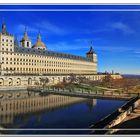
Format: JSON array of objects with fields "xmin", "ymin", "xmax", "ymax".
[{"xmin": 0, "ymin": 93, "xmax": 126, "ymax": 135}]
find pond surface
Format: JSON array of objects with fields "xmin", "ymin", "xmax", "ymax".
[{"xmin": 0, "ymin": 93, "xmax": 126, "ymax": 135}]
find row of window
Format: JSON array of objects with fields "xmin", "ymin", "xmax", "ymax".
[
  {"xmin": 2, "ymin": 57, "xmax": 93, "ymax": 66},
  {"xmin": 0, "ymin": 96, "xmax": 71, "ymax": 112},
  {"xmin": 2, "ymin": 57, "xmax": 71, "ymax": 64},
  {"xmin": 2, "ymin": 63, "xmax": 95, "ymax": 70},
  {"xmin": 1, "ymin": 48, "xmax": 13, "ymax": 51},
  {"xmin": 1, "ymin": 52, "xmax": 89, "ymax": 63},
  {"xmin": 3, "ymin": 61, "xmax": 70, "ymax": 67},
  {"xmin": 1, "ymin": 39, "xmax": 13, "ymax": 43},
  {"xmin": 4, "ymin": 67, "xmax": 72, "ymax": 73},
  {"xmin": 1, "ymin": 44, "xmax": 13, "ymax": 47},
  {"xmin": 4, "ymin": 69, "xmax": 96, "ymax": 75},
  {"xmin": 4, "ymin": 67, "xmax": 95, "ymax": 73}
]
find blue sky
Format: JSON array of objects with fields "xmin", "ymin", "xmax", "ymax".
[{"xmin": 0, "ymin": 5, "xmax": 140, "ymax": 74}]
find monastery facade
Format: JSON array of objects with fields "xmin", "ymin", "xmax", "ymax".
[{"xmin": 0, "ymin": 21, "xmax": 121, "ymax": 88}]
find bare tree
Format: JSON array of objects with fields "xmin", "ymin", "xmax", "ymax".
[
  {"xmin": 34, "ymin": 81, "xmax": 39, "ymax": 87},
  {"xmin": 68, "ymin": 73, "xmax": 77, "ymax": 84},
  {"xmin": 101, "ymin": 74, "xmax": 113, "ymax": 88},
  {"xmin": 40, "ymin": 77, "xmax": 49, "ymax": 89}
]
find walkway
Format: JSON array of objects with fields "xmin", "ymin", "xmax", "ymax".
[{"xmin": 27, "ymin": 87, "xmax": 138, "ymax": 100}]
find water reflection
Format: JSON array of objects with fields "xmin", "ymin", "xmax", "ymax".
[
  {"xmin": 0, "ymin": 91, "xmax": 126, "ymax": 135},
  {"xmin": 86, "ymin": 99, "xmax": 97, "ymax": 112},
  {"xmin": 0, "ymin": 94, "xmax": 95, "ymax": 126}
]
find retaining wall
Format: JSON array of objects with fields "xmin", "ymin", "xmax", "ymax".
[{"xmin": 91, "ymin": 97, "xmax": 140, "ymax": 134}]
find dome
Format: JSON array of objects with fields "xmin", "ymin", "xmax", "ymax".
[{"xmin": 32, "ymin": 33, "xmax": 47, "ymax": 50}]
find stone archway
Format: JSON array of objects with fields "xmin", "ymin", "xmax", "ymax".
[
  {"xmin": 52, "ymin": 77, "xmax": 55, "ymax": 83},
  {"xmin": 17, "ymin": 78, "xmax": 21, "ymax": 86},
  {"xmin": 8, "ymin": 78, "xmax": 13, "ymax": 86},
  {"xmin": 28, "ymin": 78, "xmax": 32, "ymax": 85},
  {"xmin": 0, "ymin": 78, "xmax": 4, "ymax": 86},
  {"xmin": 58, "ymin": 77, "xmax": 60, "ymax": 83}
]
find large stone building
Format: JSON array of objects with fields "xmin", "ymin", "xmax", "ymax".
[{"xmin": 0, "ymin": 20, "xmax": 121, "ymax": 88}]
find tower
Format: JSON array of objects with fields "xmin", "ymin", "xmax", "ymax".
[
  {"xmin": 86, "ymin": 44, "xmax": 97, "ymax": 63},
  {"xmin": 1, "ymin": 19, "xmax": 11, "ymax": 36},
  {"xmin": 14, "ymin": 36, "xmax": 19, "ymax": 47},
  {"xmin": 20, "ymin": 27, "xmax": 31, "ymax": 48},
  {"xmin": 0, "ymin": 19, "xmax": 14, "ymax": 75},
  {"xmin": 2, "ymin": 19, "xmax": 6, "ymax": 34}
]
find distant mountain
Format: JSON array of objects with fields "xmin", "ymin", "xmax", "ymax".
[{"xmin": 122, "ymin": 74, "xmax": 140, "ymax": 79}]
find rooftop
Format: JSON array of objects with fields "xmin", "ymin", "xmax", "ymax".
[{"xmin": 14, "ymin": 46, "xmax": 93, "ymax": 62}]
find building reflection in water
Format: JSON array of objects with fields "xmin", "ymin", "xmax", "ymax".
[
  {"xmin": 0, "ymin": 93, "xmax": 97, "ymax": 127},
  {"xmin": 86, "ymin": 99, "xmax": 97, "ymax": 112}
]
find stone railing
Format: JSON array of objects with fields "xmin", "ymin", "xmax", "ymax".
[{"xmin": 90, "ymin": 96, "xmax": 140, "ymax": 134}]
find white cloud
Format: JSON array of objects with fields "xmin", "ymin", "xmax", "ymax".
[
  {"xmin": 84, "ymin": 22, "xmax": 135, "ymax": 35},
  {"xmin": 135, "ymin": 51, "xmax": 140, "ymax": 54},
  {"xmin": 34, "ymin": 21, "xmax": 67, "ymax": 35},
  {"xmin": 96, "ymin": 45, "xmax": 133, "ymax": 52},
  {"xmin": 47, "ymin": 41, "xmax": 88, "ymax": 52},
  {"xmin": 17, "ymin": 24, "xmax": 38, "ymax": 33},
  {"xmin": 16, "ymin": 20, "xmax": 67, "ymax": 37},
  {"xmin": 110, "ymin": 22, "xmax": 134, "ymax": 34}
]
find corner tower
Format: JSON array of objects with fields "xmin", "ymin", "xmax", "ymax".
[
  {"xmin": 0, "ymin": 19, "xmax": 14, "ymax": 75},
  {"xmin": 2, "ymin": 20, "xmax": 6, "ymax": 34},
  {"xmin": 20, "ymin": 27, "xmax": 31, "ymax": 48},
  {"xmin": 86, "ymin": 46, "xmax": 97, "ymax": 63}
]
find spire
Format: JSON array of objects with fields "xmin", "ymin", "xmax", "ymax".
[
  {"xmin": 23, "ymin": 26, "xmax": 29, "ymax": 40},
  {"xmin": 86, "ymin": 41, "xmax": 95, "ymax": 54},
  {"xmin": 89, "ymin": 46, "xmax": 93, "ymax": 52},
  {"xmin": 90, "ymin": 41, "xmax": 93, "ymax": 52},
  {"xmin": 2, "ymin": 18, "xmax": 7, "ymax": 34},
  {"xmin": 14, "ymin": 36, "xmax": 19, "ymax": 47},
  {"xmin": 37, "ymin": 31, "xmax": 41, "ymax": 40}
]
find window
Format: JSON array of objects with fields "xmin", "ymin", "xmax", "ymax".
[{"xmin": 27, "ymin": 42, "xmax": 29, "ymax": 47}]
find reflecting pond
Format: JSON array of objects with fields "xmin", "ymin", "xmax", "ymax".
[{"xmin": 0, "ymin": 93, "xmax": 126, "ymax": 135}]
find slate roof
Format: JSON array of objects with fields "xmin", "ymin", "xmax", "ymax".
[{"xmin": 14, "ymin": 46, "xmax": 92, "ymax": 62}]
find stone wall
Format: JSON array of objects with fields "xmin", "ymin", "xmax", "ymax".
[
  {"xmin": 91, "ymin": 97, "xmax": 140, "ymax": 134},
  {"xmin": 0, "ymin": 74, "xmax": 122, "ymax": 89}
]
